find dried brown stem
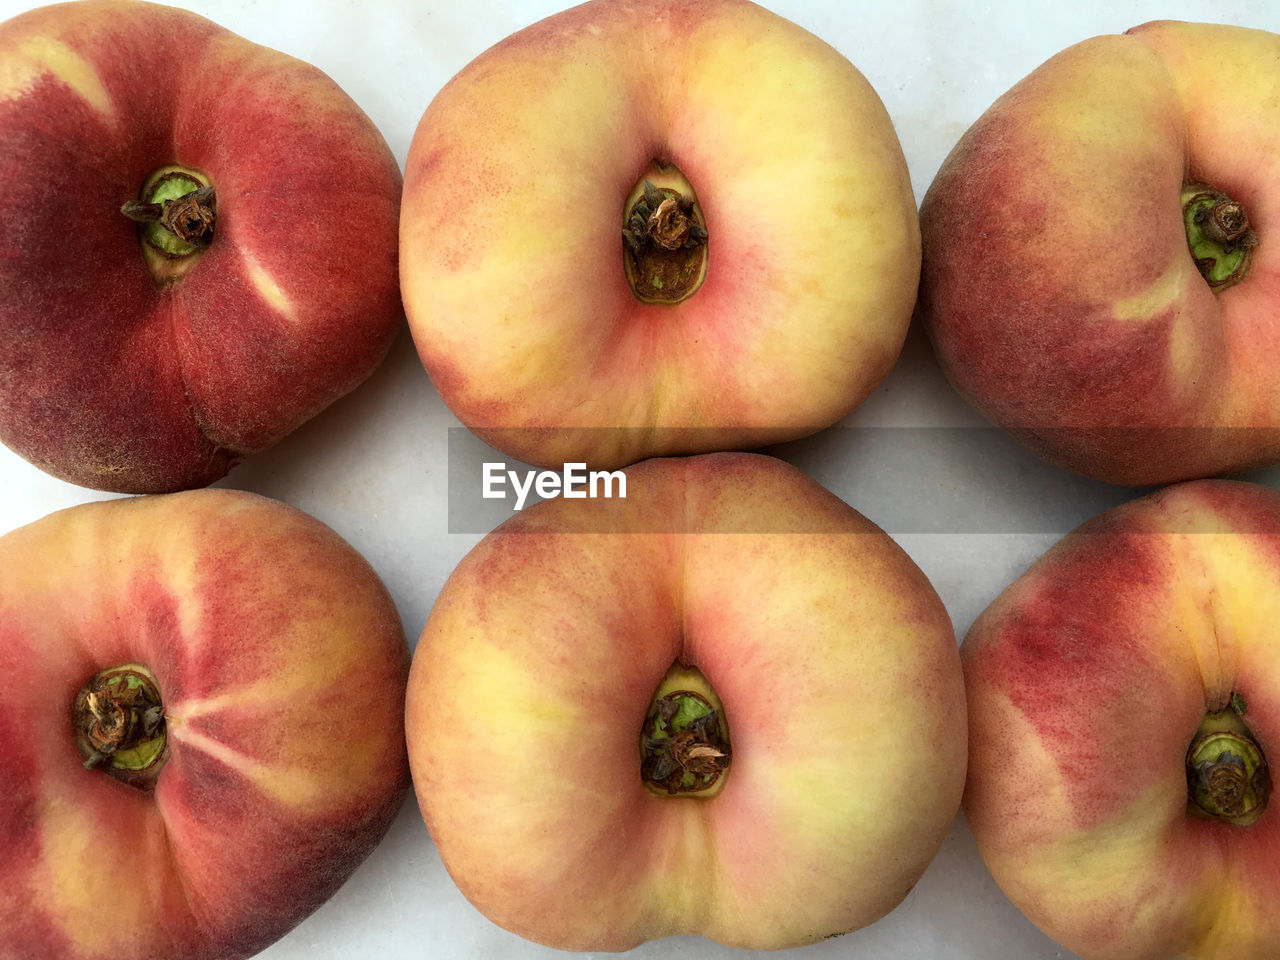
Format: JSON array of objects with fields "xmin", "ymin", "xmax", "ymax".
[{"xmin": 121, "ymin": 184, "xmax": 217, "ymax": 248}]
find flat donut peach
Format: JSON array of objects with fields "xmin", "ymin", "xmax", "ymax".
[
  {"xmin": 0, "ymin": 1, "xmax": 402, "ymax": 492},
  {"xmin": 0, "ymin": 489, "xmax": 409, "ymax": 960},
  {"xmin": 407, "ymin": 452, "xmax": 965, "ymax": 950},
  {"xmin": 964, "ymin": 479, "xmax": 1280, "ymax": 960},
  {"xmin": 401, "ymin": 0, "xmax": 920, "ymax": 468},
  {"xmin": 920, "ymin": 21, "xmax": 1280, "ymax": 485}
]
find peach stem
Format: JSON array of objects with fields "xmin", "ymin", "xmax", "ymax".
[
  {"xmin": 622, "ymin": 170, "xmax": 708, "ymax": 304},
  {"xmin": 122, "ymin": 171, "xmax": 217, "ymax": 255},
  {"xmin": 72, "ymin": 664, "xmax": 169, "ymax": 790},
  {"xmin": 641, "ymin": 689, "xmax": 731, "ymax": 795},
  {"xmin": 1186, "ymin": 697, "xmax": 1270, "ymax": 825},
  {"xmin": 1182, "ymin": 183, "xmax": 1257, "ymax": 291}
]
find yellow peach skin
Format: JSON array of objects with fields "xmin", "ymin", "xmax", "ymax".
[
  {"xmin": 401, "ymin": 0, "xmax": 920, "ymax": 468},
  {"xmin": 0, "ymin": 490, "xmax": 409, "ymax": 960},
  {"xmin": 406, "ymin": 453, "xmax": 966, "ymax": 950},
  {"xmin": 964, "ymin": 480, "xmax": 1280, "ymax": 960},
  {"xmin": 920, "ymin": 21, "xmax": 1280, "ymax": 485}
]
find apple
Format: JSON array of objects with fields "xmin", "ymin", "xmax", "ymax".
[
  {"xmin": 0, "ymin": 0, "xmax": 402, "ymax": 493},
  {"xmin": 406, "ymin": 452, "xmax": 966, "ymax": 950},
  {"xmin": 919, "ymin": 21, "xmax": 1280, "ymax": 485},
  {"xmin": 0, "ymin": 489, "xmax": 409, "ymax": 960},
  {"xmin": 400, "ymin": 0, "xmax": 920, "ymax": 469},
  {"xmin": 963, "ymin": 479, "xmax": 1280, "ymax": 960}
]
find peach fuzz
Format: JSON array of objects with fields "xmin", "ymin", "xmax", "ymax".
[
  {"xmin": 406, "ymin": 453, "xmax": 965, "ymax": 950},
  {"xmin": 0, "ymin": 489, "xmax": 409, "ymax": 960},
  {"xmin": 400, "ymin": 0, "xmax": 919, "ymax": 469},
  {"xmin": 0, "ymin": 1, "xmax": 402, "ymax": 493},
  {"xmin": 964, "ymin": 480, "xmax": 1280, "ymax": 960},
  {"xmin": 920, "ymin": 21, "xmax": 1280, "ymax": 485}
]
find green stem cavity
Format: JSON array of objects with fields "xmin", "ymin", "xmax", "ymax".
[
  {"xmin": 72, "ymin": 663, "xmax": 168, "ymax": 789},
  {"xmin": 122, "ymin": 165, "xmax": 217, "ymax": 284},
  {"xmin": 640, "ymin": 664, "xmax": 730, "ymax": 797},
  {"xmin": 1182, "ymin": 183, "xmax": 1257, "ymax": 291},
  {"xmin": 622, "ymin": 161, "xmax": 708, "ymax": 304},
  {"xmin": 1186, "ymin": 692, "xmax": 1269, "ymax": 825}
]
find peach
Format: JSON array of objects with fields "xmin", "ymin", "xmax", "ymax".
[
  {"xmin": 0, "ymin": 1, "xmax": 402, "ymax": 492},
  {"xmin": 964, "ymin": 480, "xmax": 1280, "ymax": 960},
  {"xmin": 920, "ymin": 21, "xmax": 1280, "ymax": 485},
  {"xmin": 406, "ymin": 453, "xmax": 965, "ymax": 950},
  {"xmin": 0, "ymin": 489, "xmax": 409, "ymax": 960},
  {"xmin": 400, "ymin": 0, "xmax": 920, "ymax": 468}
]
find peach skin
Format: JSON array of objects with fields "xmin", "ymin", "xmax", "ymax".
[
  {"xmin": 965, "ymin": 479, "xmax": 1280, "ymax": 960},
  {"xmin": 920, "ymin": 21, "xmax": 1280, "ymax": 485},
  {"xmin": 407, "ymin": 453, "xmax": 966, "ymax": 950},
  {"xmin": 0, "ymin": 489, "xmax": 409, "ymax": 960},
  {"xmin": 0, "ymin": 1, "xmax": 402, "ymax": 492},
  {"xmin": 401, "ymin": 0, "xmax": 920, "ymax": 468}
]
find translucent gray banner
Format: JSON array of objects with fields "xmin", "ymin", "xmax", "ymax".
[{"xmin": 447, "ymin": 427, "xmax": 1280, "ymax": 535}]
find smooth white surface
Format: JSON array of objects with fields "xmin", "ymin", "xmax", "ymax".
[{"xmin": 1, "ymin": 1, "xmax": 1277, "ymax": 958}]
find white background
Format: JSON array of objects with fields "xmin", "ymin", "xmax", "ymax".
[{"xmin": 1, "ymin": 1, "xmax": 1277, "ymax": 958}]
